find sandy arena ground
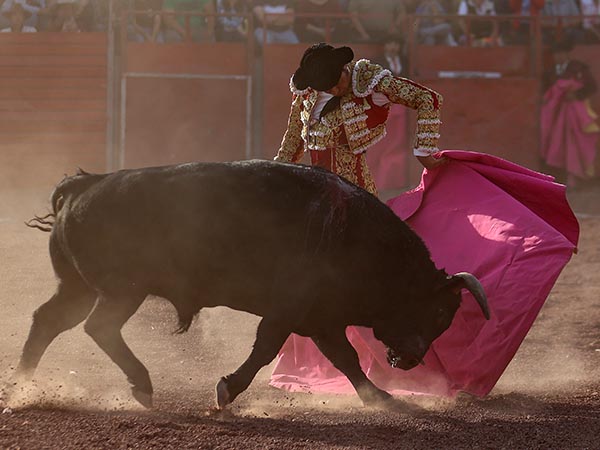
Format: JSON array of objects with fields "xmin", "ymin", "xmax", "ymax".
[{"xmin": 0, "ymin": 184, "xmax": 599, "ymax": 449}]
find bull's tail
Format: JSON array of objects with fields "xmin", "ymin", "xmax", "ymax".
[
  {"xmin": 25, "ymin": 168, "xmax": 102, "ymax": 233},
  {"xmin": 25, "ymin": 214, "xmax": 55, "ymax": 232}
]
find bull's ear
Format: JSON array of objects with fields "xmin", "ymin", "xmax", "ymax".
[
  {"xmin": 434, "ymin": 270, "xmax": 461, "ymax": 293},
  {"xmin": 441, "ymin": 276, "xmax": 464, "ymax": 294}
]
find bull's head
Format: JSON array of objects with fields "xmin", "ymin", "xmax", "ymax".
[{"xmin": 373, "ymin": 272, "xmax": 489, "ymax": 371}]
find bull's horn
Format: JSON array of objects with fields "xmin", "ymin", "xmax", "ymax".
[{"xmin": 453, "ymin": 272, "xmax": 490, "ymax": 320}]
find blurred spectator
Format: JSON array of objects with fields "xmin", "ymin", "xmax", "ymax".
[
  {"xmin": 415, "ymin": 0, "xmax": 458, "ymax": 45},
  {"xmin": 215, "ymin": 0, "xmax": 248, "ymax": 41},
  {"xmin": 0, "ymin": 0, "xmax": 43, "ymax": 30},
  {"xmin": 253, "ymin": 0, "xmax": 298, "ymax": 45},
  {"xmin": 579, "ymin": 0, "xmax": 600, "ymax": 43},
  {"xmin": 504, "ymin": 0, "xmax": 545, "ymax": 44},
  {"xmin": 294, "ymin": 0, "xmax": 344, "ymax": 43},
  {"xmin": 347, "ymin": 0, "xmax": 407, "ymax": 42},
  {"xmin": 128, "ymin": 0, "xmax": 163, "ymax": 41},
  {"xmin": 375, "ymin": 33, "xmax": 405, "ymax": 76},
  {"xmin": 457, "ymin": 0, "xmax": 501, "ymax": 46},
  {"xmin": 45, "ymin": 0, "xmax": 81, "ymax": 31},
  {"xmin": 163, "ymin": 0, "xmax": 215, "ymax": 42},
  {"xmin": 1, "ymin": 1, "xmax": 37, "ymax": 31},
  {"xmin": 77, "ymin": 0, "xmax": 109, "ymax": 31},
  {"xmin": 542, "ymin": 0, "xmax": 585, "ymax": 44}
]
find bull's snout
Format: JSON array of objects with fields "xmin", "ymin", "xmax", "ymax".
[{"xmin": 386, "ymin": 348, "xmax": 425, "ymax": 370}]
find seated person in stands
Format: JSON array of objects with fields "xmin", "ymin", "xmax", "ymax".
[
  {"xmin": 375, "ymin": 33, "xmax": 405, "ymax": 76},
  {"xmin": 457, "ymin": 0, "xmax": 500, "ymax": 46},
  {"xmin": 294, "ymin": 0, "xmax": 344, "ymax": 43},
  {"xmin": 580, "ymin": 0, "xmax": 600, "ymax": 44},
  {"xmin": 0, "ymin": 0, "xmax": 42, "ymax": 31},
  {"xmin": 127, "ymin": 0, "xmax": 164, "ymax": 42},
  {"xmin": 76, "ymin": 0, "xmax": 108, "ymax": 32},
  {"xmin": 541, "ymin": 0, "xmax": 585, "ymax": 45},
  {"xmin": 0, "ymin": 1, "xmax": 37, "ymax": 32},
  {"xmin": 215, "ymin": 0, "xmax": 248, "ymax": 42},
  {"xmin": 253, "ymin": 0, "xmax": 299, "ymax": 45},
  {"xmin": 415, "ymin": 0, "xmax": 458, "ymax": 45},
  {"xmin": 43, "ymin": 0, "xmax": 82, "ymax": 32},
  {"xmin": 501, "ymin": 0, "xmax": 544, "ymax": 45},
  {"xmin": 348, "ymin": 0, "xmax": 406, "ymax": 43},
  {"xmin": 163, "ymin": 0, "xmax": 216, "ymax": 42}
]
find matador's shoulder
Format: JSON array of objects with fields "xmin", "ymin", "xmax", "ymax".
[{"xmin": 351, "ymin": 59, "xmax": 392, "ymax": 98}]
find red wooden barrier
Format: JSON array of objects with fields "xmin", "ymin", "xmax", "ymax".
[
  {"xmin": 406, "ymin": 78, "xmax": 540, "ymax": 185},
  {"xmin": 0, "ymin": 33, "xmax": 107, "ymax": 190},
  {"xmin": 122, "ymin": 42, "xmax": 250, "ymax": 168},
  {"xmin": 411, "ymin": 46, "xmax": 532, "ymax": 78},
  {"xmin": 126, "ymin": 42, "xmax": 249, "ymax": 75},
  {"xmin": 123, "ymin": 77, "xmax": 247, "ymax": 167}
]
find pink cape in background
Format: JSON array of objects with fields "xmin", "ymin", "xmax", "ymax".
[
  {"xmin": 540, "ymin": 78, "xmax": 599, "ymax": 178},
  {"xmin": 270, "ymin": 151, "xmax": 579, "ymax": 398}
]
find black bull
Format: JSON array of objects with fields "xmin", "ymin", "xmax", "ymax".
[{"xmin": 17, "ymin": 160, "xmax": 489, "ymax": 409}]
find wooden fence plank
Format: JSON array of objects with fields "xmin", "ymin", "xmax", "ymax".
[
  {"xmin": 0, "ymin": 32, "xmax": 107, "ymax": 45},
  {"xmin": 0, "ymin": 111, "xmax": 106, "ymax": 121},
  {"xmin": 0, "ymin": 77, "xmax": 106, "ymax": 89},
  {"xmin": 0, "ymin": 87, "xmax": 106, "ymax": 100},
  {"xmin": 0, "ymin": 55, "xmax": 106, "ymax": 67},
  {"xmin": 0, "ymin": 132, "xmax": 105, "ymax": 145},
  {"xmin": 0, "ymin": 99, "xmax": 106, "ymax": 112},
  {"xmin": 0, "ymin": 45, "xmax": 107, "ymax": 57},
  {"xmin": 0, "ymin": 66, "xmax": 106, "ymax": 77},
  {"xmin": 0, "ymin": 120, "xmax": 106, "ymax": 133}
]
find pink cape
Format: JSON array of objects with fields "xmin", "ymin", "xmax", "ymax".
[
  {"xmin": 270, "ymin": 151, "xmax": 579, "ymax": 398},
  {"xmin": 540, "ymin": 78, "xmax": 599, "ymax": 178}
]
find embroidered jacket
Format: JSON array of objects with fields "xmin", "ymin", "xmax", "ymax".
[{"xmin": 274, "ymin": 59, "xmax": 443, "ymax": 165}]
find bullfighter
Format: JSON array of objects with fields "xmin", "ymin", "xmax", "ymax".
[{"xmin": 274, "ymin": 42, "xmax": 447, "ymax": 196}]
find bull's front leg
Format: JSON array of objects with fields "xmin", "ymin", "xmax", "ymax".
[
  {"xmin": 216, "ymin": 317, "xmax": 291, "ymax": 409},
  {"xmin": 311, "ymin": 328, "xmax": 393, "ymax": 407}
]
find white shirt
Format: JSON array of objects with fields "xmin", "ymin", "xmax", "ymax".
[
  {"xmin": 385, "ymin": 55, "xmax": 403, "ymax": 76},
  {"xmin": 555, "ymin": 60, "xmax": 569, "ymax": 76},
  {"xmin": 458, "ymin": 0, "xmax": 496, "ymax": 15}
]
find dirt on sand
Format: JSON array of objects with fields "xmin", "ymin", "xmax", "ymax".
[{"xmin": 0, "ymin": 186, "xmax": 599, "ymax": 450}]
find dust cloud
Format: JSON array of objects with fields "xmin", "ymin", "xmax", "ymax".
[{"xmin": 1, "ymin": 191, "xmax": 599, "ymax": 416}]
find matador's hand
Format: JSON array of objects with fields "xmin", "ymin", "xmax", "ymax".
[{"xmin": 416, "ymin": 154, "xmax": 449, "ymax": 170}]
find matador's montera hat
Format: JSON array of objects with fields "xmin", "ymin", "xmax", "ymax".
[{"xmin": 292, "ymin": 43, "xmax": 354, "ymax": 92}]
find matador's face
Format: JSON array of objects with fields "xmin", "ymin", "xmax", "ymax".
[{"xmin": 325, "ymin": 67, "xmax": 351, "ymax": 97}]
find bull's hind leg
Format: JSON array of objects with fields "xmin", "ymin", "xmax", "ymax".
[
  {"xmin": 83, "ymin": 295, "xmax": 153, "ymax": 408},
  {"xmin": 216, "ymin": 317, "xmax": 291, "ymax": 409},
  {"xmin": 16, "ymin": 279, "xmax": 96, "ymax": 380},
  {"xmin": 311, "ymin": 329, "xmax": 393, "ymax": 407}
]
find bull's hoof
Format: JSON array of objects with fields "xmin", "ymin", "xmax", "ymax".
[
  {"xmin": 215, "ymin": 378, "xmax": 231, "ymax": 410},
  {"xmin": 360, "ymin": 388, "xmax": 394, "ymax": 408},
  {"xmin": 132, "ymin": 388, "xmax": 153, "ymax": 409}
]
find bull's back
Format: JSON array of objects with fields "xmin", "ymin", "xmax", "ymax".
[{"xmin": 55, "ymin": 160, "xmax": 354, "ymax": 312}]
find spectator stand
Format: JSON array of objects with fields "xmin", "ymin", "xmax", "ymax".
[{"xmin": 117, "ymin": 8, "xmax": 254, "ymax": 170}]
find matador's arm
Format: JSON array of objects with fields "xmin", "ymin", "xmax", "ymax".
[
  {"xmin": 274, "ymin": 94, "xmax": 305, "ymax": 163},
  {"xmin": 374, "ymin": 75, "xmax": 443, "ymax": 157}
]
